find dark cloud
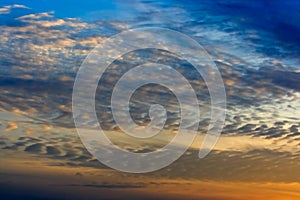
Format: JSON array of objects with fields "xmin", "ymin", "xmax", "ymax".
[
  {"xmin": 286, "ymin": 132, "xmax": 300, "ymax": 138},
  {"xmin": 254, "ymin": 124, "xmax": 268, "ymax": 131},
  {"xmin": 46, "ymin": 146, "xmax": 61, "ymax": 156},
  {"xmin": 70, "ymin": 183, "xmax": 146, "ymax": 189},
  {"xmin": 24, "ymin": 143, "xmax": 44, "ymax": 153},
  {"xmin": 237, "ymin": 124, "xmax": 256, "ymax": 133},
  {"xmin": 266, "ymin": 131, "xmax": 287, "ymax": 139},
  {"xmin": 290, "ymin": 125, "xmax": 299, "ymax": 133},
  {"xmin": 149, "ymin": 149, "xmax": 300, "ymax": 182},
  {"xmin": 2, "ymin": 145, "xmax": 18, "ymax": 150},
  {"xmin": 260, "ymin": 67, "xmax": 300, "ymax": 91},
  {"xmin": 274, "ymin": 121, "xmax": 285, "ymax": 126}
]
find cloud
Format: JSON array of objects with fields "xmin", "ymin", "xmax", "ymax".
[
  {"xmin": 68, "ymin": 183, "xmax": 146, "ymax": 189},
  {"xmin": 16, "ymin": 12, "xmax": 54, "ymax": 20},
  {"xmin": 260, "ymin": 66, "xmax": 300, "ymax": 91},
  {"xmin": 0, "ymin": 4, "xmax": 29, "ymax": 14},
  {"xmin": 17, "ymin": 15, "xmax": 91, "ymax": 28},
  {"xmin": 24, "ymin": 143, "xmax": 44, "ymax": 153},
  {"xmin": 0, "ymin": 6, "xmax": 299, "ymax": 174}
]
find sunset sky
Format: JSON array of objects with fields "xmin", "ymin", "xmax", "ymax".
[{"xmin": 0, "ymin": 0, "xmax": 300, "ymax": 199}]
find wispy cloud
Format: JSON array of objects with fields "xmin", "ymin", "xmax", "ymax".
[{"xmin": 0, "ymin": 4, "xmax": 29, "ymax": 14}]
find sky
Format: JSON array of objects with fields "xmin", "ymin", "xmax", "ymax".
[{"xmin": 0, "ymin": 0, "xmax": 299, "ymax": 199}]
